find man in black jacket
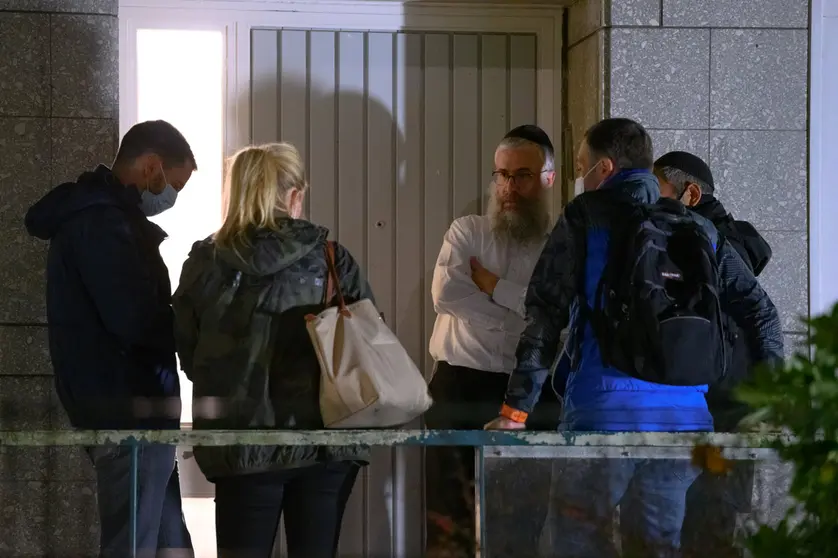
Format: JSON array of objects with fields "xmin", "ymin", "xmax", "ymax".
[
  {"xmin": 654, "ymin": 150, "xmax": 772, "ymax": 557},
  {"xmin": 25, "ymin": 120, "xmax": 197, "ymax": 556}
]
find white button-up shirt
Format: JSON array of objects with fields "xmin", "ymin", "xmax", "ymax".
[{"xmin": 429, "ymin": 215, "xmax": 547, "ymax": 374}]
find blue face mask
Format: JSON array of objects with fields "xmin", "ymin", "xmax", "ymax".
[{"xmin": 140, "ymin": 166, "xmax": 178, "ymax": 217}]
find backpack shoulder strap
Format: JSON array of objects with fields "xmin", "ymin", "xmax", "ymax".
[
  {"xmin": 563, "ymin": 199, "xmax": 590, "ymax": 296},
  {"xmin": 561, "ymin": 200, "xmax": 590, "ymax": 370}
]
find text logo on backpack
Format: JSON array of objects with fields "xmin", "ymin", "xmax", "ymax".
[{"xmin": 589, "ymin": 197, "xmax": 727, "ymax": 386}]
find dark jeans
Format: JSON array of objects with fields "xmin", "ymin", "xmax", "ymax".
[
  {"xmin": 86, "ymin": 443, "xmax": 193, "ymax": 558},
  {"xmin": 424, "ymin": 361, "xmax": 562, "ymax": 557},
  {"xmin": 214, "ymin": 461, "xmax": 360, "ymax": 558},
  {"xmin": 549, "ymin": 458, "xmax": 698, "ymax": 558},
  {"xmin": 680, "ymin": 461, "xmax": 755, "ymax": 557}
]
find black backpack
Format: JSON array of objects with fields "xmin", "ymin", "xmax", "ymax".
[{"xmin": 583, "ymin": 197, "xmax": 727, "ymax": 386}]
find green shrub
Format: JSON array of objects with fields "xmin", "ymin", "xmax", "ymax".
[{"xmin": 737, "ymin": 304, "xmax": 838, "ymax": 557}]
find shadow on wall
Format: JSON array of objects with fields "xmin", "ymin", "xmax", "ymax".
[
  {"xmin": 245, "ymin": 76, "xmax": 420, "ymax": 352},
  {"xmin": 217, "ymin": 73, "xmax": 422, "ymax": 558}
]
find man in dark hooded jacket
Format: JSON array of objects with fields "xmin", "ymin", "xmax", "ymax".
[
  {"xmin": 24, "ymin": 120, "xmax": 197, "ymax": 556},
  {"xmin": 654, "ymin": 150, "xmax": 772, "ymax": 557}
]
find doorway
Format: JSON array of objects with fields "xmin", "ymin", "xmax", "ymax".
[{"xmin": 119, "ymin": 2, "xmax": 562, "ymax": 556}]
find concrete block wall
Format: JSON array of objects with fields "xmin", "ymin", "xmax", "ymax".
[
  {"xmin": 566, "ymin": 0, "xmax": 810, "ymax": 352},
  {"xmin": 0, "ymin": 0, "xmax": 118, "ymax": 555}
]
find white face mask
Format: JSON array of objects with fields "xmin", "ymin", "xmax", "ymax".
[
  {"xmin": 573, "ymin": 177, "xmax": 585, "ymax": 197},
  {"xmin": 573, "ymin": 160, "xmax": 602, "ymax": 197},
  {"xmin": 140, "ymin": 165, "xmax": 178, "ymax": 217}
]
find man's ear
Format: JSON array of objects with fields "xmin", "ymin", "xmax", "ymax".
[
  {"xmin": 542, "ymin": 170, "xmax": 556, "ymax": 188},
  {"xmin": 600, "ymin": 158, "xmax": 616, "ymax": 177},
  {"xmin": 136, "ymin": 153, "xmax": 158, "ymax": 179},
  {"xmin": 684, "ymin": 183, "xmax": 702, "ymax": 207}
]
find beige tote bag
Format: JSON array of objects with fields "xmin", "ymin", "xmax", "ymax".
[{"xmin": 306, "ymin": 242, "xmax": 433, "ymax": 428}]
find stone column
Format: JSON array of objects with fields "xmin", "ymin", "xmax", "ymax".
[
  {"xmin": 564, "ymin": 0, "xmax": 808, "ymax": 529},
  {"xmin": 0, "ymin": 0, "xmax": 117, "ymax": 554}
]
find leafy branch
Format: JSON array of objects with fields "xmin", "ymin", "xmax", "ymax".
[{"xmin": 732, "ymin": 304, "xmax": 838, "ymax": 557}]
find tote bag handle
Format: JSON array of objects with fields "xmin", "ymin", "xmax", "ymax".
[{"xmin": 324, "ymin": 241, "xmax": 349, "ymax": 316}]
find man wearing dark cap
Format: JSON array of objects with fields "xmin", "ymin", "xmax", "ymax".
[
  {"xmin": 654, "ymin": 150, "xmax": 774, "ymax": 557},
  {"xmin": 426, "ymin": 124, "xmax": 560, "ymax": 556},
  {"xmin": 654, "ymin": 150, "xmax": 772, "ymax": 278}
]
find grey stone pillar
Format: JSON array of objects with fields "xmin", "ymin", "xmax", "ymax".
[
  {"xmin": 564, "ymin": 0, "xmax": 807, "ymax": 531},
  {"xmin": 0, "ymin": 0, "xmax": 117, "ymax": 554}
]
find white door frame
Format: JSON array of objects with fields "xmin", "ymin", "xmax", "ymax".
[
  {"xmin": 809, "ymin": 0, "xmax": 838, "ymax": 318},
  {"xmin": 119, "ymin": 0, "xmax": 565, "ymax": 209}
]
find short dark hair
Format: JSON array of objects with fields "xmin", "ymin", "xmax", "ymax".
[
  {"xmin": 584, "ymin": 118, "xmax": 653, "ymax": 170},
  {"xmin": 115, "ymin": 120, "xmax": 197, "ymax": 170}
]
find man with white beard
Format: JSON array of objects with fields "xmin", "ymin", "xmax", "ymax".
[{"xmin": 425, "ymin": 125, "xmax": 561, "ymax": 557}]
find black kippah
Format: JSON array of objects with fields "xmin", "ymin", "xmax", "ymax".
[
  {"xmin": 503, "ymin": 125, "xmax": 554, "ymax": 159},
  {"xmin": 654, "ymin": 151, "xmax": 714, "ymax": 190}
]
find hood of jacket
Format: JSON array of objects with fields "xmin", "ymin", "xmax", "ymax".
[
  {"xmin": 191, "ymin": 218, "xmax": 329, "ymax": 277},
  {"xmin": 25, "ymin": 165, "xmax": 142, "ymax": 241},
  {"xmin": 694, "ymin": 195, "xmax": 731, "ymax": 222},
  {"xmin": 693, "ymin": 195, "xmax": 772, "ymax": 276},
  {"xmin": 599, "ymin": 168, "xmax": 661, "ymax": 204}
]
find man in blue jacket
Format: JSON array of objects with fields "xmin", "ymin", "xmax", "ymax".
[
  {"xmin": 25, "ymin": 120, "xmax": 196, "ymax": 556},
  {"xmin": 486, "ymin": 118, "xmax": 784, "ymax": 556}
]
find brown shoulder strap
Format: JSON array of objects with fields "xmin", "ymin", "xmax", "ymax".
[
  {"xmin": 323, "ymin": 242, "xmax": 335, "ymax": 306},
  {"xmin": 324, "ymin": 241, "xmax": 347, "ymax": 311}
]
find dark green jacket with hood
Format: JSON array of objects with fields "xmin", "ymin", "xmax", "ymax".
[{"xmin": 172, "ymin": 218, "xmax": 374, "ymax": 479}]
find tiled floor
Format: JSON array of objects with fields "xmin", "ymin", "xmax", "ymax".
[{"xmin": 182, "ymin": 498, "xmax": 217, "ymax": 558}]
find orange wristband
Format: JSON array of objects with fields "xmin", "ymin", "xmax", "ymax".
[{"xmin": 500, "ymin": 404, "xmax": 528, "ymax": 424}]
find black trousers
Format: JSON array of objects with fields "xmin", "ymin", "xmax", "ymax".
[
  {"xmin": 214, "ymin": 461, "xmax": 360, "ymax": 558},
  {"xmin": 680, "ymin": 461, "xmax": 755, "ymax": 558},
  {"xmin": 424, "ymin": 361, "xmax": 562, "ymax": 557}
]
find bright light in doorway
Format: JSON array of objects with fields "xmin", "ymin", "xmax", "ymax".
[{"xmin": 136, "ymin": 28, "xmax": 225, "ymax": 426}]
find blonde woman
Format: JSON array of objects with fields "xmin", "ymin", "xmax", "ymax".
[{"xmin": 172, "ymin": 143, "xmax": 373, "ymax": 558}]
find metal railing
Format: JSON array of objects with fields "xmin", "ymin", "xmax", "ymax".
[{"xmin": 0, "ymin": 429, "xmax": 788, "ymax": 557}]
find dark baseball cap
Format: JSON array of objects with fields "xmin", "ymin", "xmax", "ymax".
[
  {"xmin": 654, "ymin": 151, "xmax": 714, "ymax": 190},
  {"xmin": 503, "ymin": 125, "xmax": 555, "ymax": 159}
]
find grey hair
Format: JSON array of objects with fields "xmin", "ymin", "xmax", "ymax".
[
  {"xmin": 657, "ymin": 166, "xmax": 713, "ymax": 197},
  {"xmin": 497, "ymin": 136, "xmax": 555, "ymax": 173}
]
